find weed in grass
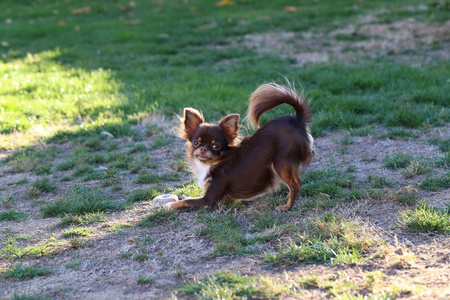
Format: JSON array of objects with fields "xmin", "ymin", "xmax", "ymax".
[
  {"xmin": 62, "ymin": 227, "xmax": 92, "ymax": 238},
  {"xmin": 41, "ymin": 185, "xmax": 122, "ymax": 217},
  {"xmin": 367, "ymin": 175, "xmax": 394, "ymax": 188},
  {"xmin": 178, "ymin": 271, "xmax": 292, "ymax": 299},
  {"xmin": 67, "ymin": 238, "xmax": 83, "ymax": 249},
  {"xmin": 394, "ymin": 186, "xmax": 419, "ymax": 206},
  {"xmin": 1, "ymin": 264, "xmax": 52, "ymax": 281},
  {"xmin": 138, "ymin": 207, "xmax": 177, "ymax": 227},
  {"xmin": 383, "ymin": 152, "xmax": 414, "ymax": 170},
  {"xmin": 137, "ymin": 277, "xmax": 153, "ymax": 285},
  {"xmin": 7, "ymin": 147, "xmax": 56, "ymax": 174},
  {"xmin": 57, "ymin": 212, "xmax": 106, "ymax": 227},
  {"xmin": 0, "ymin": 210, "xmax": 26, "ymax": 221},
  {"xmin": 419, "ymin": 173, "xmax": 450, "ymax": 191},
  {"xmin": 27, "ymin": 177, "xmax": 57, "ymax": 197},
  {"xmin": 86, "ymin": 153, "xmax": 108, "ymax": 164},
  {"xmin": 399, "ymin": 203, "xmax": 450, "ymax": 234},
  {"xmin": 108, "ymin": 152, "xmax": 131, "ymax": 169}
]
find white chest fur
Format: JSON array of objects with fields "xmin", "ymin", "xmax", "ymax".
[{"xmin": 192, "ymin": 159, "xmax": 211, "ymax": 189}]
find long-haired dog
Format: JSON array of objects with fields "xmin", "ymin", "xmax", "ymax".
[{"xmin": 166, "ymin": 82, "xmax": 314, "ymax": 212}]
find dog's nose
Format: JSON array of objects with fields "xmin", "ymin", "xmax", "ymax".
[{"xmin": 199, "ymin": 147, "xmax": 207, "ymax": 154}]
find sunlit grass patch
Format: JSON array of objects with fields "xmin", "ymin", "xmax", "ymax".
[
  {"xmin": 61, "ymin": 227, "xmax": 92, "ymax": 238},
  {"xmin": 41, "ymin": 185, "xmax": 122, "ymax": 217},
  {"xmin": 0, "ymin": 237, "xmax": 65, "ymax": 259},
  {"xmin": 1, "ymin": 263, "xmax": 52, "ymax": 281},
  {"xmin": 399, "ymin": 203, "xmax": 450, "ymax": 234},
  {"xmin": 178, "ymin": 271, "xmax": 293, "ymax": 299},
  {"xmin": 263, "ymin": 214, "xmax": 381, "ymax": 265}
]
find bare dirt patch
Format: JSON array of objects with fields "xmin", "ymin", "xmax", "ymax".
[{"xmin": 240, "ymin": 18, "xmax": 450, "ymax": 66}]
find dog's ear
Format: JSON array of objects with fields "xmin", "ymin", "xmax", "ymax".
[
  {"xmin": 219, "ymin": 114, "xmax": 240, "ymax": 144},
  {"xmin": 180, "ymin": 108, "xmax": 204, "ymax": 140}
]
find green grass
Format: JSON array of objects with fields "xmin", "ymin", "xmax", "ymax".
[
  {"xmin": 0, "ymin": 210, "xmax": 26, "ymax": 221},
  {"xmin": 1, "ymin": 0, "xmax": 449, "ymax": 148},
  {"xmin": 1, "ymin": 237, "xmax": 64, "ymax": 259},
  {"xmin": 136, "ymin": 171, "xmax": 181, "ymax": 184},
  {"xmin": 41, "ymin": 185, "xmax": 122, "ymax": 217},
  {"xmin": 137, "ymin": 207, "xmax": 177, "ymax": 227},
  {"xmin": 1, "ymin": 263, "xmax": 52, "ymax": 281},
  {"xmin": 383, "ymin": 152, "xmax": 414, "ymax": 170},
  {"xmin": 57, "ymin": 212, "xmax": 106, "ymax": 227},
  {"xmin": 61, "ymin": 227, "xmax": 92, "ymax": 237},
  {"xmin": 420, "ymin": 173, "xmax": 450, "ymax": 191},
  {"xmin": 399, "ymin": 203, "xmax": 450, "ymax": 234},
  {"xmin": 178, "ymin": 271, "xmax": 291, "ymax": 299},
  {"xmin": 28, "ymin": 177, "xmax": 57, "ymax": 197},
  {"xmin": 263, "ymin": 214, "xmax": 380, "ymax": 265}
]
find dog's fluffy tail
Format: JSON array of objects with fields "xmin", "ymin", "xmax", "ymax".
[{"xmin": 246, "ymin": 82, "xmax": 311, "ymax": 128}]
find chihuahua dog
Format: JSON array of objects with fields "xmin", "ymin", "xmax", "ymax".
[{"xmin": 166, "ymin": 82, "xmax": 314, "ymax": 212}]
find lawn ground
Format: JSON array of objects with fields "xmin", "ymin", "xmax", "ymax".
[{"xmin": 0, "ymin": 0, "xmax": 449, "ymax": 299}]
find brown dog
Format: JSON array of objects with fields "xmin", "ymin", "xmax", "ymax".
[{"xmin": 166, "ymin": 82, "xmax": 314, "ymax": 212}]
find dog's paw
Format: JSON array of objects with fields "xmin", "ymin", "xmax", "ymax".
[
  {"xmin": 164, "ymin": 202, "xmax": 175, "ymax": 210},
  {"xmin": 275, "ymin": 205, "xmax": 291, "ymax": 212}
]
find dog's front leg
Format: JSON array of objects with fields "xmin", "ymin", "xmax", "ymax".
[{"xmin": 164, "ymin": 186, "xmax": 223, "ymax": 210}]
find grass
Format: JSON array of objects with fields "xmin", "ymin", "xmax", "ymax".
[
  {"xmin": 0, "ymin": 210, "xmax": 26, "ymax": 221},
  {"xmin": 399, "ymin": 203, "xmax": 450, "ymax": 234},
  {"xmin": 263, "ymin": 214, "xmax": 381, "ymax": 265},
  {"xmin": 1, "ymin": 237, "xmax": 64, "ymax": 259},
  {"xmin": 1, "ymin": 263, "xmax": 52, "ymax": 281},
  {"xmin": 383, "ymin": 152, "xmax": 414, "ymax": 170},
  {"xmin": 419, "ymin": 173, "xmax": 450, "ymax": 191},
  {"xmin": 57, "ymin": 212, "xmax": 106, "ymax": 227},
  {"xmin": 178, "ymin": 271, "xmax": 292, "ymax": 299},
  {"xmin": 27, "ymin": 177, "xmax": 57, "ymax": 197},
  {"xmin": 61, "ymin": 227, "xmax": 92, "ymax": 237},
  {"xmin": 41, "ymin": 185, "xmax": 122, "ymax": 217},
  {"xmin": 137, "ymin": 207, "xmax": 177, "ymax": 227}
]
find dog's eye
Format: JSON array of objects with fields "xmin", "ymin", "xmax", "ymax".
[
  {"xmin": 212, "ymin": 143, "xmax": 221, "ymax": 151},
  {"xmin": 192, "ymin": 140, "xmax": 199, "ymax": 147}
]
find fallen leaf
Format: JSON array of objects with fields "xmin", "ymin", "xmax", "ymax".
[
  {"xmin": 71, "ymin": 6, "xmax": 91, "ymax": 15},
  {"xmin": 58, "ymin": 19, "xmax": 66, "ymax": 25},
  {"xmin": 5, "ymin": 18, "xmax": 12, "ymax": 24},
  {"xmin": 284, "ymin": 5, "xmax": 297, "ymax": 12},
  {"xmin": 216, "ymin": 0, "xmax": 234, "ymax": 7}
]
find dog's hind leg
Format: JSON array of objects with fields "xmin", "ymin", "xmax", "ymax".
[{"xmin": 272, "ymin": 162, "xmax": 302, "ymax": 212}]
